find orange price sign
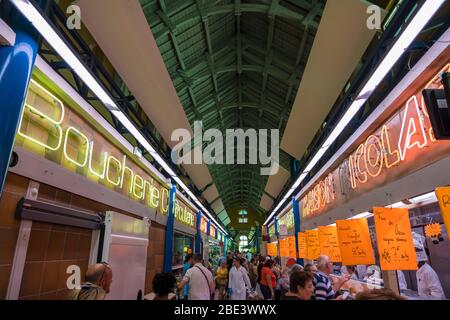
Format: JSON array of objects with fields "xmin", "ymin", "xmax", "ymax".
[
  {"xmin": 336, "ymin": 219, "xmax": 375, "ymax": 266},
  {"xmin": 306, "ymin": 230, "xmax": 320, "ymax": 260},
  {"xmin": 436, "ymin": 187, "xmax": 450, "ymax": 241},
  {"xmin": 298, "ymin": 232, "xmax": 307, "ymax": 258},
  {"xmin": 425, "ymin": 223, "xmax": 442, "ymax": 238},
  {"xmin": 280, "ymin": 238, "xmax": 290, "ymax": 257},
  {"xmin": 288, "ymin": 235, "xmax": 297, "ymax": 259},
  {"xmin": 373, "ymin": 207, "xmax": 417, "ymax": 270},
  {"xmin": 267, "ymin": 242, "xmax": 277, "ymax": 257},
  {"xmin": 318, "ymin": 226, "xmax": 342, "ymax": 262}
]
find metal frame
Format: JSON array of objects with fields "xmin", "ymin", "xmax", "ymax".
[{"xmin": 6, "ymin": 180, "xmax": 39, "ymax": 300}]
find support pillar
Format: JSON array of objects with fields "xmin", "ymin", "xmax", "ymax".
[
  {"xmin": 195, "ymin": 211, "xmax": 202, "ymax": 255},
  {"xmin": 163, "ymin": 183, "xmax": 177, "ymax": 272},
  {"xmin": 274, "ymin": 216, "xmax": 279, "ymax": 257},
  {"xmin": 0, "ymin": 7, "xmax": 41, "ymax": 197},
  {"xmin": 292, "ymin": 196, "xmax": 304, "ymax": 266}
]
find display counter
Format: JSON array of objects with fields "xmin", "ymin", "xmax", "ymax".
[{"xmin": 330, "ymin": 274, "xmax": 383, "ymax": 297}]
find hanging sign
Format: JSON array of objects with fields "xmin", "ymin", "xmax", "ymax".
[
  {"xmin": 306, "ymin": 230, "xmax": 320, "ymax": 260},
  {"xmin": 436, "ymin": 187, "xmax": 450, "ymax": 240},
  {"xmin": 425, "ymin": 223, "xmax": 442, "ymax": 238},
  {"xmin": 336, "ymin": 219, "xmax": 375, "ymax": 265},
  {"xmin": 288, "ymin": 235, "xmax": 297, "ymax": 259},
  {"xmin": 267, "ymin": 242, "xmax": 277, "ymax": 257},
  {"xmin": 279, "ymin": 238, "xmax": 290, "ymax": 257},
  {"xmin": 298, "ymin": 232, "xmax": 307, "ymax": 258},
  {"xmin": 373, "ymin": 207, "xmax": 417, "ymax": 270},
  {"xmin": 318, "ymin": 226, "xmax": 342, "ymax": 262}
]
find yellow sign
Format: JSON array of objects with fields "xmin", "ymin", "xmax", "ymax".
[
  {"xmin": 318, "ymin": 226, "xmax": 342, "ymax": 262},
  {"xmin": 373, "ymin": 207, "xmax": 417, "ymax": 270},
  {"xmin": 268, "ymin": 224, "xmax": 275, "ymax": 237},
  {"xmin": 279, "ymin": 210, "xmax": 295, "ymax": 232},
  {"xmin": 16, "ymin": 79, "xmax": 197, "ymax": 228},
  {"xmin": 298, "ymin": 232, "xmax": 307, "ymax": 258},
  {"xmin": 436, "ymin": 187, "xmax": 450, "ymax": 241},
  {"xmin": 288, "ymin": 236, "xmax": 297, "ymax": 259},
  {"xmin": 425, "ymin": 223, "xmax": 442, "ymax": 238},
  {"xmin": 306, "ymin": 230, "xmax": 320, "ymax": 260},
  {"xmin": 279, "ymin": 238, "xmax": 290, "ymax": 257},
  {"xmin": 336, "ymin": 219, "xmax": 375, "ymax": 265},
  {"xmin": 267, "ymin": 242, "xmax": 277, "ymax": 257}
]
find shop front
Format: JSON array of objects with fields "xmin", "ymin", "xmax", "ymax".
[
  {"xmin": 293, "ymin": 46, "xmax": 450, "ymax": 299},
  {"xmin": 0, "ymin": 56, "xmax": 201, "ymax": 299}
]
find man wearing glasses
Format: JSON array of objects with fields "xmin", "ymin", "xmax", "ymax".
[{"xmin": 69, "ymin": 262, "xmax": 113, "ymax": 300}]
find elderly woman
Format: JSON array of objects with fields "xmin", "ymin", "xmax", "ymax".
[{"xmin": 282, "ymin": 271, "xmax": 315, "ymax": 300}]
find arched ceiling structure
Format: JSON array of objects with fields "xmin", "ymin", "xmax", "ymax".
[{"xmin": 140, "ymin": 0, "xmax": 326, "ymax": 225}]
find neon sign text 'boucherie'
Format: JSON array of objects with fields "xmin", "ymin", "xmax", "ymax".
[{"xmin": 17, "ymin": 80, "xmax": 195, "ymax": 227}]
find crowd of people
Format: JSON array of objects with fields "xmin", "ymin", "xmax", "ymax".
[
  {"xmin": 148, "ymin": 251, "xmax": 406, "ymax": 301},
  {"xmin": 68, "ymin": 249, "xmax": 443, "ymax": 300}
]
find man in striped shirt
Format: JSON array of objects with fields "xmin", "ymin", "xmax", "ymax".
[{"xmin": 312, "ymin": 255, "xmax": 351, "ymax": 300}]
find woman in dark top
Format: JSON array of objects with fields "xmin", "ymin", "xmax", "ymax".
[
  {"xmin": 145, "ymin": 272, "xmax": 177, "ymax": 300},
  {"xmin": 282, "ymin": 271, "xmax": 314, "ymax": 301},
  {"xmin": 256, "ymin": 256, "xmax": 266, "ymax": 284}
]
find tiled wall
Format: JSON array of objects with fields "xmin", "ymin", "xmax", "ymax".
[
  {"xmin": 144, "ymin": 222, "xmax": 166, "ymax": 294},
  {"xmin": 0, "ymin": 174, "xmax": 29, "ymax": 299},
  {"xmin": 17, "ymin": 181, "xmax": 114, "ymax": 300},
  {"xmin": 1, "ymin": 174, "xmax": 169, "ymax": 299},
  {"xmin": 18, "ymin": 222, "xmax": 92, "ymax": 300}
]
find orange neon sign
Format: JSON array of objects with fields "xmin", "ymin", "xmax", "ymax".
[
  {"xmin": 302, "ymin": 173, "xmax": 335, "ymax": 217},
  {"xmin": 300, "ymin": 64, "xmax": 450, "ymax": 218},
  {"xmin": 348, "ymin": 68, "xmax": 446, "ymax": 190}
]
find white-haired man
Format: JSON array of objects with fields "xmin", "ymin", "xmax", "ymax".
[{"xmin": 312, "ymin": 255, "xmax": 350, "ymax": 300}]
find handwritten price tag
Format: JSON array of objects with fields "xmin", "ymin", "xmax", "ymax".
[
  {"xmin": 298, "ymin": 232, "xmax": 307, "ymax": 258},
  {"xmin": 425, "ymin": 223, "xmax": 442, "ymax": 238},
  {"xmin": 336, "ymin": 219, "xmax": 375, "ymax": 265},
  {"xmin": 373, "ymin": 207, "xmax": 417, "ymax": 270},
  {"xmin": 318, "ymin": 226, "xmax": 342, "ymax": 262},
  {"xmin": 288, "ymin": 236, "xmax": 297, "ymax": 259},
  {"xmin": 279, "ymin": 238, "xmax": 290, "ymax": 257},
  {"xmin": 267, "ymin": 242, "xmax": 277, "ymax": 257},
  {"xmin": 306, "ymin": 230, "xmax": 321, "ymax": 260},
  {"xmin": 436, "ymin": 187, "xmax": 450, "ymax": 241}
]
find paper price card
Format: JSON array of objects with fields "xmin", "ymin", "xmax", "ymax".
[
  {"xmin": 373, "ymin": 207, "xmax": 417, "ymax": 270},
  {"xmin": 318, "ymin": 226, "xmax": 342, "ymax": 262},
  {"xmin": 306, "ymin": 230, "xmax": 320, "ymax": 260},
  {"xmin": 280, "ymin": 238, "xmax": 290, "ymax": 257},
  {"xmin": 288, "ymin": 235, "xmax": 297, "ymax": 258},
  {"xmin": 298, "ymin": 232, "xmax": 307, "ymax": 258},
  {"xmin": 436, "ymin": 187, "xmax": 450, "ymax": 241},
  {"xmin": 425, "ymin": 223, "xmax": 442, "ymax": 238},
  {"xmin": 336, "ymin": 219, "xmax": 375, "ymax": 265},
  {"xmin": 267, "ymin": 242, "xmax": 277, "ymax": 257}
]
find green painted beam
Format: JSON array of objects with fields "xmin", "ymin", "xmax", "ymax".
[{"xmin": 152, "ymin": 2, "xmax": 318, "ymax": 40}]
